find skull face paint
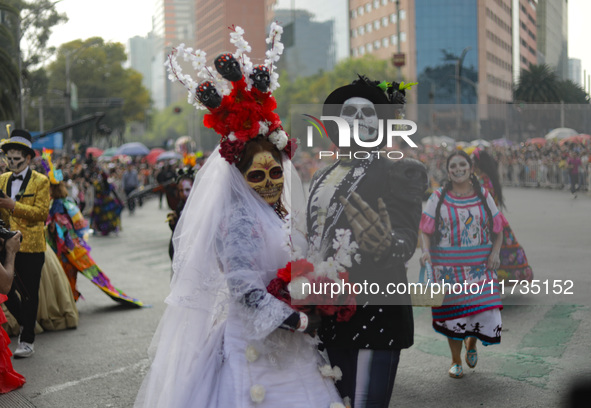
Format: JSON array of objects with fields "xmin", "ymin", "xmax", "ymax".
[
  {"xmin": 6, "ymin": 149, "xmax": 30, "ymax": 174},
  {"xmin": 447, "ymin": 155, "xmax": 472, "ymax": 184},
  {"xmin": 178, "ymin": 179, "xmax": 193, "ymax": 201},
  {"xmin": 244, "ymin": 152, "xmax": 284, "ymax": 205},
  {"xmin": 340, "ymin": 97, "xmax": 379, "ymax": 141}
]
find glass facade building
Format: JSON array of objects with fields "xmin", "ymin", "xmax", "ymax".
[{"xmin": 415, "ymin": 0, "xmax": 478, "ymax": 104}]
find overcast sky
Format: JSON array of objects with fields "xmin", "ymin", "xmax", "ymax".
[{"xmin": 47, "ymin": 0, "xmax": 591, "ymax": 86}]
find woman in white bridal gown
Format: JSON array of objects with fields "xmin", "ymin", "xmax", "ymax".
[{"xmin": 134, "ymin": 137, "xmax": 343, "ymax": 408}]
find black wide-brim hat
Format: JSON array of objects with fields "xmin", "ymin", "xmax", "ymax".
[
  {"xmin": 1, "ymin": 129, "xmax": 36, "ymax": 157},
  {"xmin": 322, "ymin": 77, "xmax": 404, "ymax": 148}
]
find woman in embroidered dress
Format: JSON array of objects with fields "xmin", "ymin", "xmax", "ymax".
[
  {"xmin": 470, "ymin": 149, "xmax": 533, "ymax": 285},
  {"xmin": 135, "ymin": 23, "xmax": 343, "ymax": 408},
  {"xmin": 419, "ymin": 150, "xmax": 507, "ymax": 379}
]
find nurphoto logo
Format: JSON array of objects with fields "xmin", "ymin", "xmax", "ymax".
[{"xmin": 303, "ymin": 114, "xmax": 419, "ymax": 160}]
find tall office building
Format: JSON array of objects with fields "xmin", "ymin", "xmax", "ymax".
[
  {"xmin": 274, "ymin": 9, "xmax": 335, "ymax": 78},
  {"xmin": 349, "ymin": 1, "xmax": 515, "ymax": 105},
  {"xmin": 512, "ymin": 0, "xmax": 538, "ymax": 84},
  {"xmin": 536, "ymin": 0, "xmax": 568, "ymax": 79},
  {"xmin": 274, "ymin": 0, "xmax": 349, "ymax": 62},
  {"xmin": 568, "ymin": 58, "xmax": 582, "ymax": 86},
  {"xmin": 350, "ymin": 0, "xmax": 414, "ymax": 82},
  {"xmin": 128, "ymin": 34, "xmax": 155, "ymax": 92},
  {"xmin": 194, "ymin": 0, "xmax": 275, "ymax": 65},
  {"xmin": 152, "ymin": 0, "xmax": 195, "ymax": 109}
]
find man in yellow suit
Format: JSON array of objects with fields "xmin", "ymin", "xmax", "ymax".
[{"xmin": 0, "ymin": 129, "xmax": 50, "ymax": 358}]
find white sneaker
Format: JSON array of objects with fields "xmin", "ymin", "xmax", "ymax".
[{"xmin": 14, "ymin": 342, "xmax": 34, "ymax": 358}]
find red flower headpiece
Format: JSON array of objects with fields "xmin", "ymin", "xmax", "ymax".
[{"xmin": 165, "ymin": 23, "xmax": 297, "ymax": 165}]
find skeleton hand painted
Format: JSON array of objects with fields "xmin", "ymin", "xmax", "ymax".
[{"xmin": 339, "ymin": 192, "xmax": 392, "ymax": 259}]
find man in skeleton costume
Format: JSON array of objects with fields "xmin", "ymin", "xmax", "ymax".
[
  {"xmin": 307, "ymin": 76, "xmax": 428, "ymax": 407},
  {"xmin": 0, "ymin": 129, "xmax": 50, "ymax": 358}
]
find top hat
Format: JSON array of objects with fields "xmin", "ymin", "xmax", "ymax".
[
  {"xmin": 322, "ymin": 75, "xmax": 407, "ymax": 148},
  {"xmin": 1, "ymin": 129, "xmax": 36, "ymax": 158}
]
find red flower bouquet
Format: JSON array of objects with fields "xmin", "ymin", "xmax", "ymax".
[{"xmin": 266, "ymin": 229, "xmax": 360, "ymax": 322}]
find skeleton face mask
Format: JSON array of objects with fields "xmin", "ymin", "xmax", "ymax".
[
  {"xmin": 178, "ymin": 179, "xmax": 193, "ymax": 201},
  {"xmin": 243, "ymin": 152, "xmax": 284, "ymax": 205},
  {"xmin": 340, "ymin": 97, "xmax": 379, "ymax": 141},
  {"xmin": 448, "ymin": 155, "xmax": 472, "ymax": 184},
  {"xmin": 6, "ymin": 149, "xmax": 30, "ymax": 174}
]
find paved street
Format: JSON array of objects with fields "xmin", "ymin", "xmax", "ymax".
[{"xmin": 1, "ymin": 187, "xmax": 590, "ymax": 408}]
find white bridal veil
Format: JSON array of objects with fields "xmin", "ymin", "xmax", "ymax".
[{"xmin": 135, "ymin": 146, "xmax": 308, "ymax": 407}]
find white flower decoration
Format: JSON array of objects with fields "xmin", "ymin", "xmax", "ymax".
[
  {"xmin": 269, "ymin": 130, "xmax": 288, "ymax": 150},
  {"xmin": 245, "ymin": 345, "xmax": 259, "ymax": 363},
  {"xmin": 228, "ymin": 132, "xmax": 237, "ymax": 141},
  {"xmin": 319, "ymin": 364, "xmax": 343, "ymax": 382},
  {"xmin": 288, "ymin": 276, "xmax": 310, "ymax": 300},
  {"xmin": 258, "ymin": 121, "xmax": 269, "ymax": 136},
  {"xmin": 319, "ymin": 364, "xmax": 334, "ymax": 377},
  {"xmin": 332, "ymin": 365, "xmax": 343, "ymax": 381},
  {"xmin": 250, "ymin": 384, "xmax": 265, "ymax": 403}
]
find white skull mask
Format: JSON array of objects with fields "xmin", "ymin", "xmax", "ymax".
[
  {"xmin": 6, "ymin": 149, "xmax": 30, "ymax": 174},
  {"xmin": 340, "ymin": 97, "xmax": 379, "ymax": 141},
  {"xmin": 448, "ymin": 155, "xmax": 472, "ymax": 184},
  {"xmin": 243, "ymin": 151, "xmax": 284, "ymax": 205}
]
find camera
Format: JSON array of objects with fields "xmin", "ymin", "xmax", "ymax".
[{"xmin": 0, "ymin": 219, "xmax": 19, "ymax": 241}]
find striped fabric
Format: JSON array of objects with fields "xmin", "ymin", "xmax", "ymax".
[{"xmin": 421, "ymin": 188, "xmax": 503, "ymax": 322}]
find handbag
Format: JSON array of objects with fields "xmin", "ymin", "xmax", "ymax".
[{"xmin": 410, "ymin": 261, "xmax": 445, "ymax": 307}]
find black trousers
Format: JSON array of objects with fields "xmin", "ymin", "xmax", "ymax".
[
  {"xmin": 4, "ymin": 251, "xmax": 45, "ymax": 344},
  {"xmin": 327, "ymin": 348, "xmax": 401, "ymax": 408},
  {"xmin": 570, "ymin": 173, "xmax": 580, "ymax": 194}
]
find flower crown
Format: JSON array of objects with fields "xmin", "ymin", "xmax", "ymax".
[{"xmin": 165, "ymin": 23, "xmax": 297, "ymax": 165}]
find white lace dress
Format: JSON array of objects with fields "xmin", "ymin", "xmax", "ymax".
[{"xmin": 135, "ymin": 184, "xmax": 342, "ymax": 407}]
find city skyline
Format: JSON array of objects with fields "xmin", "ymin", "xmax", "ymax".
[{"xmin": 46, "ymin": 0, "xmax": 591, "ymax": 87}]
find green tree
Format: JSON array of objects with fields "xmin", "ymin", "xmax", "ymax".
[
  {"xmin": 556, "ymin": 79, "xmax": 589, "ymax": 104},
  {"xmin": 0, "ymin": 1, "xmax": 20, "ymax": 120},
  {"xmin": 1, "ymin": 0, "xmax": 67, "ymax": 123},
  {"xmin": 7, "ymin": 0, "xmax": 67, "ymax": 68},
  {"xmin": 514, "ymin": 64, "xmax": 561, "ymax": 103},
  {"xmin": 43, "ymin": 38, "xmax": 151, "ymax": 141}
]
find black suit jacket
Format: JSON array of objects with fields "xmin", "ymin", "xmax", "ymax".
[{"xmin": 307, "ymin": 157, "xmax": 427, "ymax": 350}]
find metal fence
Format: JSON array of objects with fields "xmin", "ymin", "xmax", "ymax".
[{"xmin": 498, "ymin": 162, "xmax": 590, "ymax": 191}]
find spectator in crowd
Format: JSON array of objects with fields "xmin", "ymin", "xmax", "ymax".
[
  {"xmin": 122, "ymin": 163, "xmax": 140, "ymax": 213},
  {"xmin": 0, "ymin": 230, "xmax": 26, "ymax": 393},
  {"xmin": 567, "ymin": 150, "xmax": 582, "ymax": 198}
]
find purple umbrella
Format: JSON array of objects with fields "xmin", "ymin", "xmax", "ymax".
[{"xmin": 115, "ymin": 142, "xmax": 150, "ymax": 156}]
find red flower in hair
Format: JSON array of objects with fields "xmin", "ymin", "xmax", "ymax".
[
  {"xmin": 219, "ymin": 139, "xmax": 245, "ymax": 164},
  {"xmin": 283, "ymin": 138, "xmax": 298, "ymax": 159}
]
